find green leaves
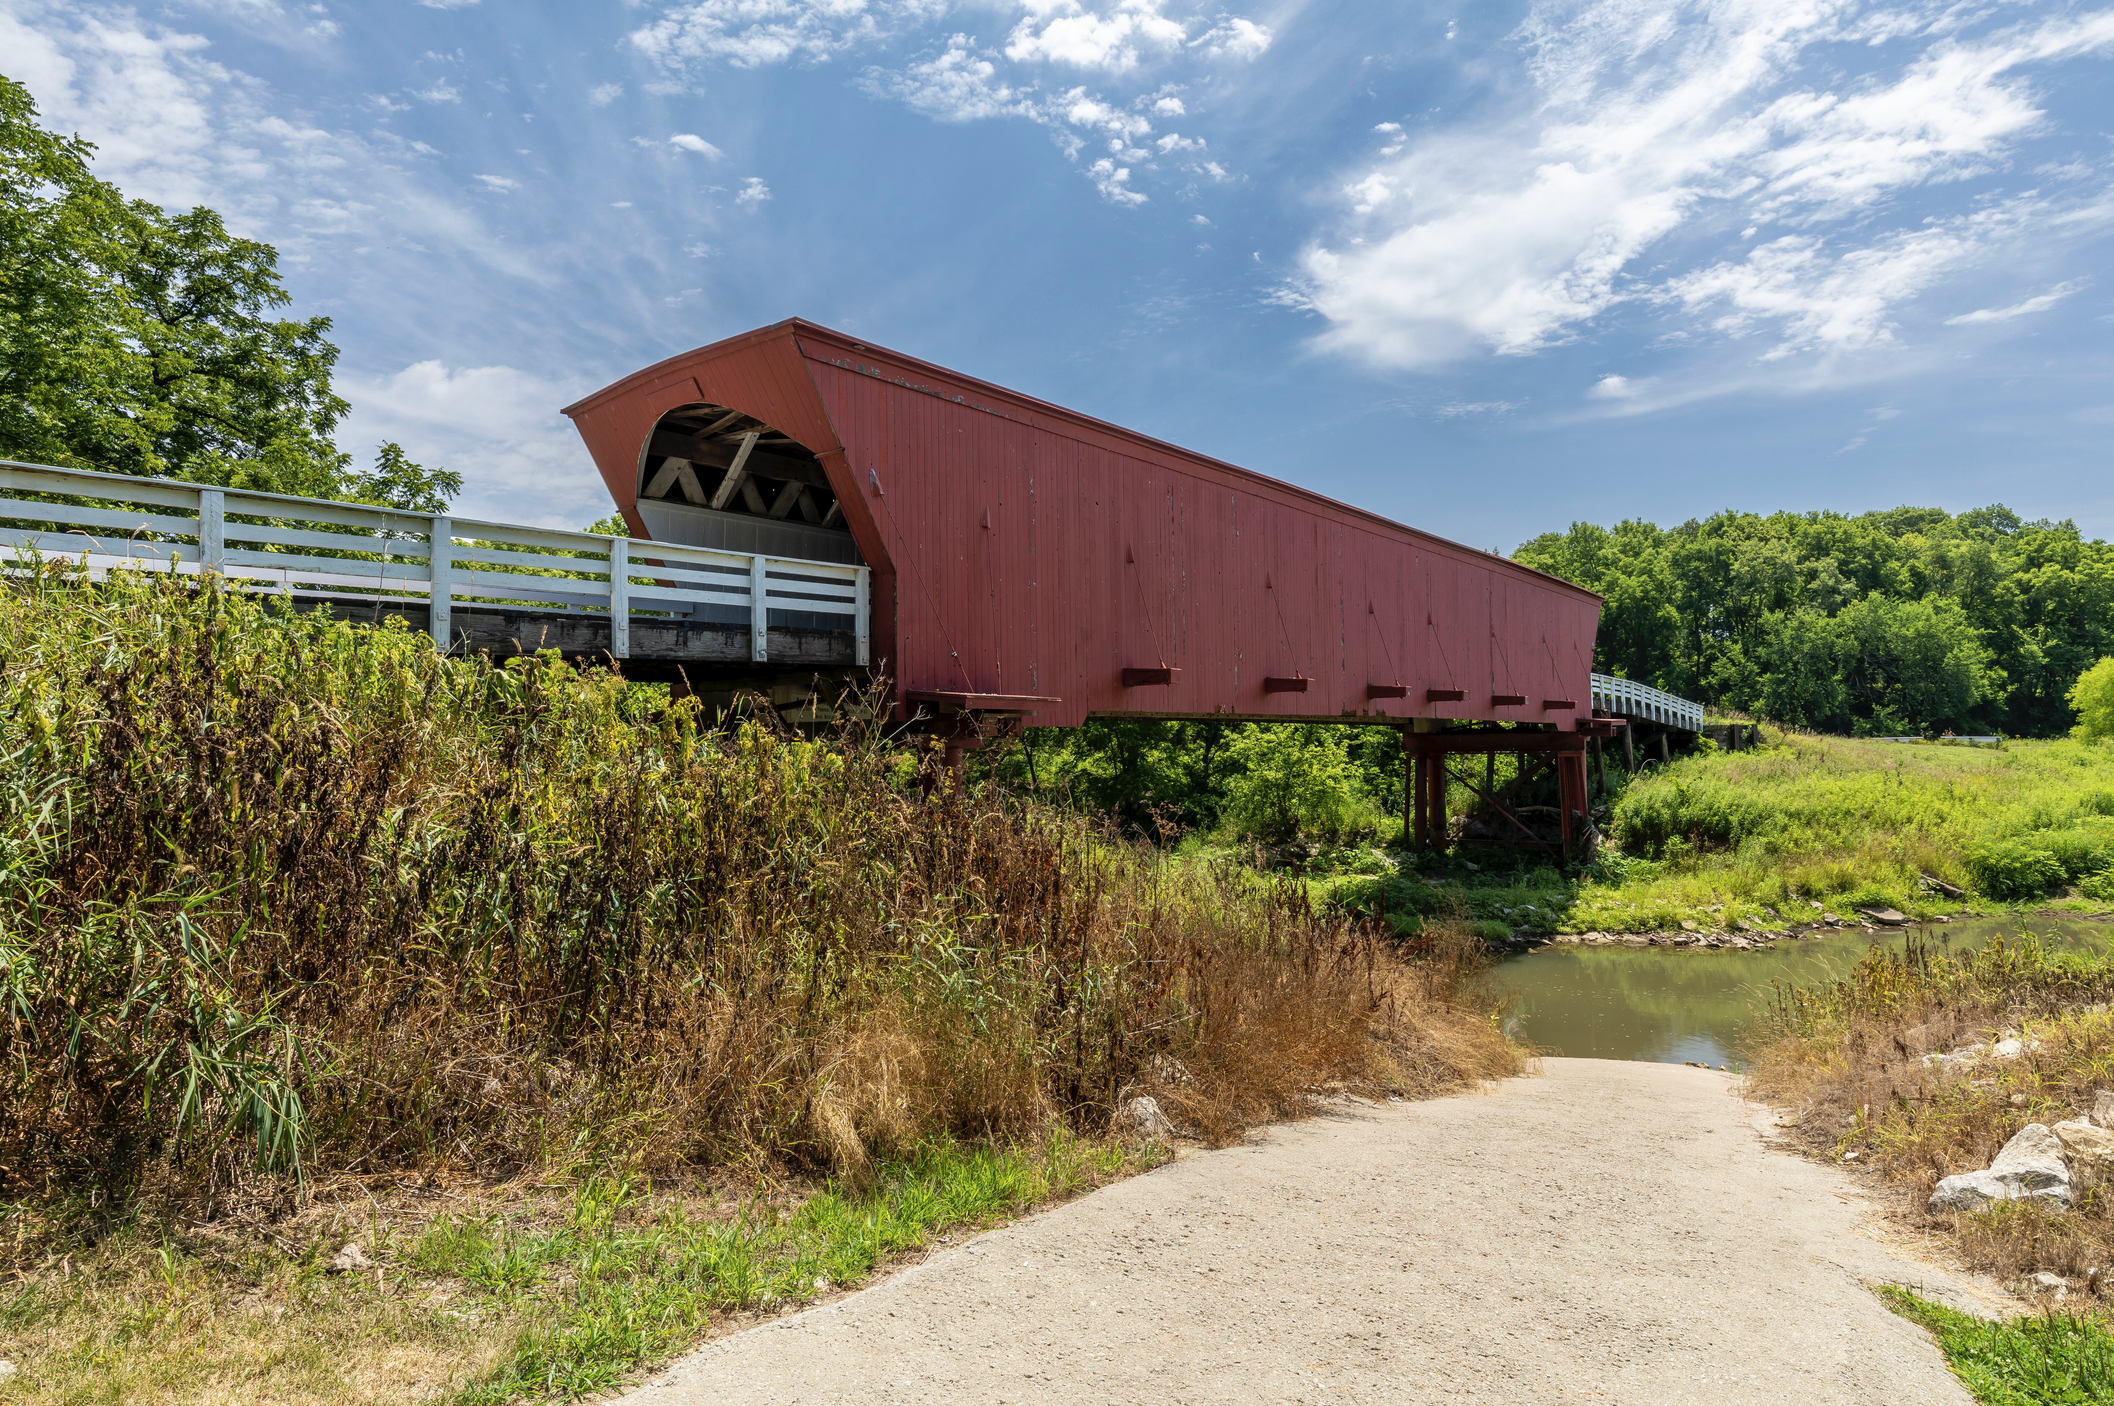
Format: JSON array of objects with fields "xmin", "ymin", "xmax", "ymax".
[
  {"xmin": 1514, "ymin": 505, "xmax": 2113, "ymax": 738},
  {"xmin": 0, "ymin": 75, "xmax": 441, "ymax": 506},
  {"xmin": 1879, "ymin": 1285, "xmax": 2114, "ymax": 1406}
]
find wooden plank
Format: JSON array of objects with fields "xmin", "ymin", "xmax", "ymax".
[{"xmin": 709, "ymin": 432, "xmax": 761, "ymax": 510}]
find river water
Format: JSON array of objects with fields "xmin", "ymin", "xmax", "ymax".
[{"xmin": 1492, "ymin": 916, "xmax": 2114, "ymax": 1068}]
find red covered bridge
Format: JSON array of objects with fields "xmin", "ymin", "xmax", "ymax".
[{"xmin": 563, "ymin": 319, "xmax": 1615, "ymax": 852}]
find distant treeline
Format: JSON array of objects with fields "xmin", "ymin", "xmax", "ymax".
[{"xmin": 1513, "ymin": 505, "xmax": 2114, "ymax": 738}]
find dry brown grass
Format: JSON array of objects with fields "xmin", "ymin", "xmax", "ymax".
[
  {"xmin": 1746, "ymin": 927, "xmax": 2114, "ymax": 1300},
  {"xmin": 0, "ymin": 565, "xmax": 1522, "ymax": 1238}
]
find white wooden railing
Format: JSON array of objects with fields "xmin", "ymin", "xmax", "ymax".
[
  {"xmin": 1589, "ymin": 672, "xmax": 1705, "ymax": 730},
  {"xmin": 0, "ymin": 460, "xmax": 868, "ymax": 664}
]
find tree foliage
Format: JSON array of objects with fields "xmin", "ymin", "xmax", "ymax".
[
  {"xmin": 2072, "ymin": 657, "xmax": 2114, "ymax": 744},
  {"xmin": 1515, "ymin": 505, "xmax": 2113, "ymax": 737},
  {"xmin": 0, "ymin": 74, "xmax": 448, "ymax": 508}
]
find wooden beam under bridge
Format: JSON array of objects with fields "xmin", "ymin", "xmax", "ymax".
[{"xmin": 1401, "ymin": 727, "xmax": 1594, "ymax": 862}]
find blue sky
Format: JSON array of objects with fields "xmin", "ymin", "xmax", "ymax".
[{"xmin": 6, "ymin": 0, "xmax": 2112, "ymax": 544}]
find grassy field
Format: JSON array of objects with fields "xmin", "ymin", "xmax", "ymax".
[
  {"xmin": 1307, "ymin": 731, "xmax": 2114, "ymax": 939},
  {"xmin": 0, "ymin": 564, "xmax": 1521, "ymax": 1402}
]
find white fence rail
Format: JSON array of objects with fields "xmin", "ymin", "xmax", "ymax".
[
  {"xmin": 0, "ymin": 460, "xmax": 869, "ymax": 664},
  {"xmin": 1589, "ymin": 672, "xmax": 1705, "ymax": 730}
]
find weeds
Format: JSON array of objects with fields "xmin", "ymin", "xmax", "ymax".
[
  {"xmin": 1879, "ymin": 1286, "xmax": 2114, "ymax": 1405},
  {"xmin": 1747, "ymin": 926, "xmax": 2114, "ymax": 1295}
]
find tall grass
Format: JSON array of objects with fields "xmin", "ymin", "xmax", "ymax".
[
  {"xmin": 0, "ymin": 564, "xmax": 1517, "ymax": 1213},
  {"xmin": 1565, "ymin": 732, "xmax": 2114, "ymax": 928}
]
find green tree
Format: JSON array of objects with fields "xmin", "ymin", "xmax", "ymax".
[
  {"xmin": 346, "ymin": 442, "xmax": 461, "ymax": 514},
  {"xmin": 2072, "ymin": 657, "xmax": 2114, "ymax": 743},
  {"xmin": 1219, "ymin": 725, "xmax": 1374, "ymax": 841},
  {"xmin": 0, "ymin": 74, "xmax": 355, "ymax": 497}
]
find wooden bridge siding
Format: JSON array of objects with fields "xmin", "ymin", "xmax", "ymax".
[
  {"xmin": 563, "ymin": 321, "xmax": 1602, "ymax": 729},
  {"xmin": 797, "ymin": 333, "xmax": 1600, "ymax": 726}
]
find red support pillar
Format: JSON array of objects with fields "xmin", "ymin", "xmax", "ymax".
[
  {"xmin": 1413, "ymin": 754, "xmax": 1428, "ymax": 849},
  {"xmin": 1556, "ymin": 749, "xmax": 1589, "ymax": 861},
  {"xmin": 1425, "ymin": 744, "xmax": 1449, "ymax": 852}
]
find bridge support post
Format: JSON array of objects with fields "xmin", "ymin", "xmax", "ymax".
[
  {"xmin": 1405, "ymin": 740, "xmax": 1425, "ymax": 850},
  {"xmin": 750, "ymin": 555, "xmax": 769, "ymax": 663},
  {"xmin": 428, "ymin": 514, "xmax": 452, "ymax": 651},
  {"xmin": 1557, "ymin": 751, "xmax": 1589, "ymax": 863},
  {"xmin": 1423, "ymin": 744, "xmax": 1449, "ymax": 852},
  {"xmin": 607, "ymin": 535, "xmax": 629, "ymax": 659},
  {"xmin": 196, "ymin": 489, "xmax": 224, "ymax": 572}
]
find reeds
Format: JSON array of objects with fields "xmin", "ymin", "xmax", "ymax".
[{"xmin": 0, "ymin": 564, "xmax": 1517, "ymax": 1214}]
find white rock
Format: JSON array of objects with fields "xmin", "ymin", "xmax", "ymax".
[
  {"xmin": 1928, "ymin": 1123, "xmax": 2073, "ymax": 1213},
  {"xmin": 2094, "ymin": 1089, "xmax": 2114, "ymax": 1128},
  {"xmin": 1122, "ymin": 1095, "xmax": 1176, "ymax": 1140},
  {"xmin": 1990, "ymin": 1038, "xmax": 2025, "ymax": 1059},
  {"xmin": 0, "ymin": 1361, "xmax": 14, "ymax": 1383},
  {"xmin": 2054, "ymin": 1120, "xmax": 2114, "ymax": 1179},
  {"xmin": 2028, "ymin": 1271, "xmax": 2069, "ymax": 1293},
  {"xmin": 328, "ymin": 1243, "xmax": 374, "ymax": 1274}
]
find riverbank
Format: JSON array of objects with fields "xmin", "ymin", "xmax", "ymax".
[
  {"xmin": 1748, "ymin": 924, "xmax": 2114, "ymax": 1319},
  {"xmin": 1303, "ymin": 729, "xmax": 2114, "ymax": 942}
]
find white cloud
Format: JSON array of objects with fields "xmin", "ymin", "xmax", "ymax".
[
  {"xmin": 1434, "ymin": 399, "xmax": 1524, "ymax": 418},
  {"xmin": 1588, "ymin": 374, "xmax": 1638, "ymax": 399},
  {"xmin": 1664, "ymin": 204, "xmax": 2031, "ymax": 357},
  {"xmin": 640, "ymin": 3, "xmax": 1259, "ymax": 204},
  {"xmin": 588, "ymin": 82, "xmax": 624, "ymax": 106},
  {"xmin": 1345, "ymin": 172, "xmax": 1391, "ymax": 213},
  {"xmin": 736, "ymin": 175, "xmax": 772, "ymax": 204},
  {"xmin": 862, "ymin": 33, "xmax": 1038, "ymax": 120},
  {"xmin": 416, "ymin": 0, "xmax": 480, "ymax": 8},
  {"xmin": 1191, "ymin": 14, "xmax": 1269, "ymax": 59},
  {"xmin": 1006, "ymin": 1, "xmax": 1187, "ymax": 73},
  {"xmin": 412, "ymin": 80, "xmax": 461, "ymax": 103},
  {"xmin": 339, "ymin": 362, "xmax": 607, "ymax": 530},
  {"xmin": 629, "ymin": 0, "xmax": 906, "ymax": 70},
  {"xmin": 669, "ymin": 131, "xmax": 725, "ymax": 157},
  {"xmin": 1944, "ymin": 281, "xmax": 2084, "ymax": 325},
  {"xmin": 473, "ymin": 173, "xmax": 518, "ymax": 192},
  {"xmin": 1293, "ymin": 0, "xmax": 2114, "ymax": 372},
  {"xmin": 1086, "ymin": 156, "xmax": 1146, "ymax": 204}
]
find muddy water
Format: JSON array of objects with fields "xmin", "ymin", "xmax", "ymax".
[{"xmin": 1493, "ymin": 916, "xmax": 2114, "ymax": 1068}]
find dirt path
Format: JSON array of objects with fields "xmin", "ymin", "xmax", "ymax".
[{"xmin": 621, "ymin": 1059, "xmax": 1986, "ymax": 1404}]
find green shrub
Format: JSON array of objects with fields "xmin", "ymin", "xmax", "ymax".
[
  {"xmin": 2028, "ymin": 825, "xmax": 2114, "ymax": 882},
  {"xmin": 1965, "ymin": 840, "xmax": 2066, "ymax": 901},
  {"xmin": 1219, "ymin": 725, "xmax": 1379, "ymax": 841},
  {"xmin": 2082, "ymin": 868, "xmax": 2114, "ymax": 904},
  {"xmin": 1610, "ymin": 774, "xmax": 1783, "ymax": 857}
]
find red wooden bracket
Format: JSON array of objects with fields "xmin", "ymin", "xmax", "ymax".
[
  {"xmin": 1492, "ymin": 693, "xmax": 1527, "ymax": 706},
  {"xmin": 1263, "ymin": 675, "xmax": 1309, "ymax": 693},
  {"xmin": 1542, "ymin": 698, "xmax": 1578, "ymax": 710},
  {"xmin": 1365, "ymin": 683, "xmax": 1409, "ymax": 699},
  {"xmin": 1121, "ymin": 666, "xmax": 1179, "ymax": 687},
  {"xmin": 1426, "ymin": 687, "xmax": 1466, "ymax": 702}
]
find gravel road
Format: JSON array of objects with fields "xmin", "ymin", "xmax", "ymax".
[{"xmin": 623, "ymin": 1059, "xmax": 1983, "ymax": 1404}]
